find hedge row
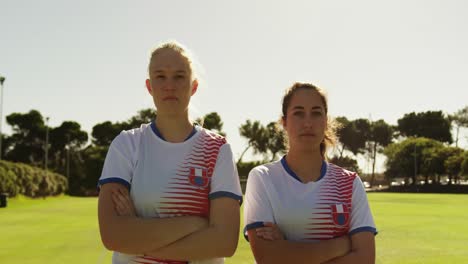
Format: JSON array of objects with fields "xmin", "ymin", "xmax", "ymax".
[
  {"xmin": 237, "ymin": 160, "xmax": 264, "ymax": 178},
  {"xmin": 0, "ymin": 160, "xmax": 68, "ymax": 198}
]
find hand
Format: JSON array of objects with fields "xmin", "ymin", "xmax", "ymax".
[
  {"xmin": 256, "ymin": 222, "xmax": 285, "ymax": 241},
  {"xmin": 112, "ymin": 188, "xmax": 137, "ymax": 217}
]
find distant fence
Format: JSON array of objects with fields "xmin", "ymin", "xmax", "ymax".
[{"xmin": 384, "ymin": 184, "xmax": 468, "ymax": 194}]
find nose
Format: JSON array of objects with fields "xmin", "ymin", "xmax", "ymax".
[
  {"xmin": 304, "ymin": 115, "xmax": 314, "ymax": 127},
  {"xmin": 163, "ymin": 79, "xmax": 177, "ymax": 91}
]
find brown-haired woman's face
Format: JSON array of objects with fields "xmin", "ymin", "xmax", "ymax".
[{"xmin": 283, "ymin": 89, "xmax": 327, "ymax": 151}]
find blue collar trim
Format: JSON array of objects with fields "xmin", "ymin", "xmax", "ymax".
[
  {"xmin": 150, "ymin": 122, "xmax": 197, "ymax": 142},
  {"xmin": 280, "ymin": 156, "xmax": 327, "ymax": 183}
]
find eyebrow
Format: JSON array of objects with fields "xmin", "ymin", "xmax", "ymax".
[
  {"xmin": 152, "ymin": 70, "xmax": 187, "ymax": 74},
  {"xmin": 292, "ymin": 106, "xmax": 323, "ymax": 110}
]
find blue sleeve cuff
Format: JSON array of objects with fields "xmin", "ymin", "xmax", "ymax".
[
  {"xmin": 349, "ymin": 226, "xmax": 378, "ymax": 236},
  {"xmin": 97, "ymin": 177, "xmax": 131, "ymax": 191},
  {"xmin": 243, "ymin": 221, "xmax": 266, "ymax": 241},
  {"xmin": 209, "ymin": 191, "xmax": 243, "ymax": 205}
]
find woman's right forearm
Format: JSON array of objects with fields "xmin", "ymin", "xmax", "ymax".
[
  {"xmin": 102, "ymin": 215, "xmax": 208, "ymax": 255},
  {"xmin": 98, "ymin": 185, "xmax": 208, "ymax": 255}
]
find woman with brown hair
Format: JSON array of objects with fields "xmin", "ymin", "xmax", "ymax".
[{"xmin": 244, "ymin": 82, "xmax": 377, "ymax": 263}]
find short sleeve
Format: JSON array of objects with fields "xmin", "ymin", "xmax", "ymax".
[
  {"xmin": 208, "ymin": 143, "xmax": 243, "ymax": 204},
  {"xmin": 349, "ymin": 176, "xmax": 378, "ymax": 236},
  {"xmin": 98, "ymin": 131, "xmax": 138, "ymax": 190},
  {"xmin": 243, "ymin": 167, "xmax": 275, "ymax": 241}
]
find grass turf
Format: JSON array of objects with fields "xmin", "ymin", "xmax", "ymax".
[{"xmin": 1, "ymin": 193, "xmax": 467, "ymax": 263}]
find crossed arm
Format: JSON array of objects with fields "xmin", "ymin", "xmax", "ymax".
[
  {"xmin": 248, "ymin": 223, "xmax": 374, "ymax": 264},
  {"xmin": 98, "ymin": 183, "xmax": 240, "ymax": 260},
  {"xmin": 322, "ymin": 232, "xmax": 375, "ymax": 264}
]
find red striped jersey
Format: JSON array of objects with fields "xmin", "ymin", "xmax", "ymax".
[
  {"xmin": 99, "ymin": 123, "xmax": 242, "ymax": 264},
  {"xmin": 244, "ymin": 157, "xmax": 376, "ymax": 243}
]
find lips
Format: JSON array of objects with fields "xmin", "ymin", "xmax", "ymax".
[{"xmin": 163, "ymin": 96, "xmax": 178, "ymax": 101}]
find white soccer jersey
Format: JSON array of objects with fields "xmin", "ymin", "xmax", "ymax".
[
  {"xmin": 99, "ymin": 123, "xmax": 243, "ymax": 264},
  {"xmin": 244, "ymin": 157, "xmax": 376, "ymax": 243}
]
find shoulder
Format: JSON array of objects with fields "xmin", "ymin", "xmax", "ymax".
[
  {"xmin": 326, "ymin": 162, "xmax": 359, "ymax": 179},
  {"xmin": 111, "ymin": 123, "xmax": 150, "ymax": 150},
  {"xmin": 248, "ymin": 160, "xmax": 282, "ymax": 181},
  {"xmin": 199, "ymin": 127, "xmax": 227, "ymax": 145}
]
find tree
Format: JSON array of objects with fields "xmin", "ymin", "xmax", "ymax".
[
  {"xmin": 336, "ymin": 117, "xmax": 370, "ymax": 158},
  {"xmin": 335, "ymin": 117, "xmax": 350, "ymax": 158},
  {"xmin": 265, "ymin": 122, "xmax": 286, "ymax": 162},
  {"xmin": 329, "ymin": 156, "xmax": 361, "ymax": 175},
  {"xmin": 0, "ymin": 134, "xmax": 14, "ymax": 160},
  {"xmin": 449, "ymin": 106, "xmax": 468, "ymax": 147},
  {"xmin": 367, "ymin": 120, "xmax": 393, "ymax": 186},
  {"xmin": 49, "ymin": 121, "xmax": 88, "ymax": 177},
  {"xmin": 78, "ymin": 145, "xmax": 109, "ymax": 195},
  {"xmin": 124, "ymin": 108, "xmax": 156, "ymax": 129},
  {"xmin": 444, "ymin": 148, "xmax": 465, "ymax": 184},
  {"xmin": 461, "ymin": 151, "xmax": 468, "ymax": 179},
  {"xmin": 420, "ymin": 144, "xmax": 448, "ymax": 185},
  {"xmin": 238, "ymin": 120, "xmax": 268, "ymax": 164},
  {"xmin": 397, "ymin": 111, "xmax": 452, "ymax": 143},
  {"xmin": 4, "ymin": 110, "xmax": 47, "ymax": 166},
  {"xmin": 384, "ymin": 137, "xmax": 443, "ymax": 185},
  {"xmin": 196, "ymin": 112, "xmax": 226, "ymax": 136},
  {"xmin": 91, "ymin": 121, "xmax": 125, "ymax": 146},
  {"xmin": 50, "ymin": 121, "xmax": 88, "ymax": 151}
]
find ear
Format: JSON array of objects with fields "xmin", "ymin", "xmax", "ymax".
[
  {"xmin": 145, "ymin": 79, "xmax": 153, "ymax": 95},
  {"xmin": 191, "ymin": 79, "xmax": 199, "ymax": 96},
  {"xmin": 281, "ymin": 116, "xmax": 287, "ymax": 128}
]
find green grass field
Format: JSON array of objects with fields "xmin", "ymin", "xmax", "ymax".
[{"xmin": 1, "ymin": 193, "xmax": 467, "ymax": 263}]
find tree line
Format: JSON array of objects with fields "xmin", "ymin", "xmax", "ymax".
[{"xmin": 1, "ymin": 106, "xmax": 467, "ymax": 195}]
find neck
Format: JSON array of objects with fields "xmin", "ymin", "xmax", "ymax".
[
  {"xmin": 286, "ymin": 147, "xmax": 324, "ymax": 183},
  {"xmin": 155, "ymin": 113, "xmax": 193, "ymax": 143}
]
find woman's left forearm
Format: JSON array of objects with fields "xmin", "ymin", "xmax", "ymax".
[
  {"xmin": 146, "ymin": 197, "xmax": 240, "ymax": 261},
  {"xmin": 145, "ymin": 222, "xmax": 238, "ymax": 260},
  {"xmin": 323, "ymin": 232, "xmax": 375, "ymax": 264}
]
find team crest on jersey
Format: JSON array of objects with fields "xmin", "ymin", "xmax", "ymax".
[
  {"xmin": 188, "ymin": 167, "xmax": 210, "ymax": 188},
  {"xmin": 331, "ymin": 204, "xmax": 350, "ymax": 226}
]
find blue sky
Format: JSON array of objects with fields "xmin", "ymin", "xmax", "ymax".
[{"xmin": 1, "ymin": 0, "xmax": 467, "ymax": 172}]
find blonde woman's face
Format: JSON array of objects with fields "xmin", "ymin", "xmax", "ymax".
[
  {"xmin": 283, "ymin": 89, "xmax": 327, "ymax": 151},
  {"xmin": 146, "ymin": 48, "xmax": 197, "ymax": 116}
]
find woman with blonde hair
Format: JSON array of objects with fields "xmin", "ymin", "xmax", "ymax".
[{"xmin": 98, "ymin": 41, "xmax": 242, "ymax": 264}]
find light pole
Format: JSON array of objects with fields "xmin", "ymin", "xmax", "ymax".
[
  {"xmin": 45, "ymin": 117, "xmax": 50, "ymax": 177},
  {"xmin": 0, "ymin": 75, "xmax": 5, "ymax": 160},
  {"xmin": 413, "ymin": 143, "xmax": 417, "ymax": 185},
  {"xmin": 65, "ymin": 134, "xmax": 70, "ymax": 179}
]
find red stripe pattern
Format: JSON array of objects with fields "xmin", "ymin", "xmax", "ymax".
[
  {"xmin": 132, "ymin": 131, "xmax": 226, "ymax": 264},
  {"xmin": 133, "ymin": 256, "xmax": 188, "ymax": 264},
  {"xmin": 304, "ymin": 164, "xmax": 356, "ymax": 241},
  {"xmin": 158, "ymin": 130, "xmax": 226, "ymax": 218}
]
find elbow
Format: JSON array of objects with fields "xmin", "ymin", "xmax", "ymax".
[
  {"xmin": 99, "ymin": 225, "xmax": 126, "ymax": 252},
  {"xmin": 101, "ymin": 235, "xmax": 117, "ymax": 251},
  {"xmin": 353, "ymin": 250, "xmax": 375, "ymax": 264},
  {"xmin": 226, "ymin": 239, "xmax": 238, "ymax": 257},
  {"xmin": 219, "ymin": 235, "xmax": 238, "ymax": 257},
  {"xmin": 251, "ymin": 247, "xmax": 285, "ymax": 264},
  {"xmin": 211, "ymin": 224, "xmax": 238, "ymax": 257},
  {"xmin": 253, "ymin": 253, "xmax": 270, "ymax": 264},
  {"xmin": 251, "ymin": 248, "xmax": 271, "ymax": 264},
  {"xmin": 101, "ymin": 233, "xmax": 132, "ymax": 253},
  {"xmin": 100, "ymin": 229, "xmax": 119, "ymax": 251}
]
